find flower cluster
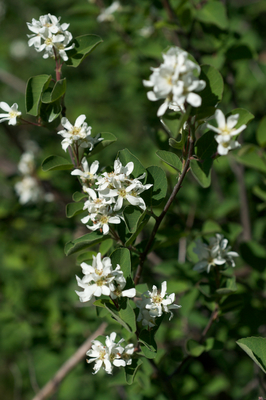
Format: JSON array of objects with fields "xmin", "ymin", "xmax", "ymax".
[
  {"xmin": 143, "ymin": 46, "xmax": 206, "ymax": 116},
  {"xmin": 27, "ymin": 13, "xmax": 75, "ymax": 61},
  {"xmin": 14, "ymin": 150, "xmax": 54, "ymax": 204},
  {"xmin": 87, "ymin": 332, "xmax": 134, "ymax": 374},
  {"xmin": 193, "ymin": 233, "xmax": 239, "ymax": 273},
  {"xmin": 75, "ymin": 253, "xmax": 136, "ymax": 303},
  {"xmin": 136, "ymin": 281, "xmax": 181, "ymax": 328},
  {"xmin": 75, "ymin": 158, "xmax": 152, "ymax": 235},
  {"xmin": 0, "ymin": 102, "xmax": 21, "ymax": 126},
  {"xmin": 57, "ymin": 115, "xmax": 102, "ymax": 152},
  {"xmin": 207, "ymin": 110, "xmax": 246, "ymax": 155}
]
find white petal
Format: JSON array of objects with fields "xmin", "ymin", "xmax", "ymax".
[
  {"xmin": 215, "ymin": 110, "xmax": 226, "ymax": 129},
  {"xmin": 0, "ymin": 102, "xmax": 11, "ymax": 112},
  {"xmin": 227, "ymin": 114, "xmax": 239, "ymax": 129},
  {"xmin": 75, "ymin": 114, "xmax": 86, "ymax": 127},
  {"xmin": 186, "ymin": 92, "xmax": 202, "ymax": 107}
]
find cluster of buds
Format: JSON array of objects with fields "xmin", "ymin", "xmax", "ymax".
[
  {"xmin": 143, "ymin": 46, "xmax": 206, "ymax": 116},
  {"xmin": 57, "ymin": 115, "xmax": 102, "ymax": 152},
  {"xmin": 73, "ymin": 158, "xmax": 152, "ymax": 235},
  {"xmin": 27, "ymin": 13, "xmax": 75, "ymax": 61},
  {"xmin": 87, "ymin": 332, "xmax": 134, "ymax": 375},
  {"xmin": 207, "ymin": 110, "xmax": 246, "ymax": 155},
  {"xmin": 75, "ymin": 253, "xmax": 136, "ymax": 303},
  {"xmin": 193, "ymin": 233, "xmax": 239, "ymax": 273},
  {"xmin": 136, "ymin": 281, "xmax": 181, "ymax": 328}
]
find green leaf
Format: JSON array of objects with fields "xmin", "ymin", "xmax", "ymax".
[
  {"xmin": 156, "ymin": 150, "xmax": 182, "ymax": 172},
  {"xmin": 99, "ymin": 239, "xmax": 113, "ymax": 256},
  {"xmin": 124, "ymin": 358, "xmax": 143, "ymax": 385},
  {"xmin": 257, "ymin": 116, "xmax": 266, "ymax": 147},
  {"xmin": 110, "ymin": 248, "xmax": 131, "ymax": 277},
  {"xmin": 104, "ymin": 301, "xmax": 134, "ymax": 332},
  {"xmin": 119, "ymin": 300, "xmax": 136, "ymax": 333},
  {"xmin": 169, "ymin": 134, "xmax": 187, "ymax": 150},
  {"xmin": 216, "ymin": 276, "xmax": 237, "ymax": 295},
  {"xmin": 237, "ymin": 337, "xmax": 266, "ymax": 374},
  {"xmin": 65, "ymin": 34, "xmax": 103, "ymax": 68},
  {"xmin": 160, "ymin": 112, "xmax": 180, "ymax": 136},
  {"xmin": 196, "ymin": 65, "xmax": 224, "ymax": 111},
  {"xmin": 125, "ymin": 214, "xmax": 150, "ymax": 247},
  {"xmin": 42, "ymin": 155, "xmax": 73, "ymax": 171},
  {"xmin": 186, "ymin": 339, "xmax": 205, "ymax": 357},
  {"xmin": 234, "ymin": 145, "xmax": 266, "ymax": 173},
  {"xmin": 72, "ymin": 192, "xmax": 87, "ymax": 202},
  {"xmin": 226, "ymin": 108, "xmax": 254, "ymax": 129},
  {"xmin": 196, "ymin": 1, "xmax": 228, "ymax": 30},
  {"xmin": 41, "ymin": 78, "xmax": 66, "ymax": 103},
  {"xmin": 123, "ymin": 206, "xmax": 143, "ymax": 233},
  {"xmin": 66, "ymin": 202, "xmax": 84, "ymax": 218},
  {"xmin": 65, "ymin": 231, "xmax": 110, "ymax": 256},
  {"xmin": 139, "ymin": 329, "xmax": 157, "ymax": 359},
  {"xmin": 117, "ymin": 149, "xmax": 146, "ymax": 179},
  {"xmin": 253, "ymin": 185, "xmax": 266, "ymax": 202},
  {"xmin": 40, "ymin": 100, "xmax": 62, "ymax": 123},
  {"xmin": 88, "ymin": 132, "xmax": 117, "ymax": 156},
  {"xmin": 190, "ymin": 159, "xmax": 211, "ymax": 188},
  {"xmin": 190, "ymin": 131, "xmax": 217, "ymax": 188},
  {"xmin": 143, "ymin": 166, "xmax": 168, "ymax": 207},
  {"xmin": 26, "ymin": 74, "xmax": 51, "ymax": 116}
]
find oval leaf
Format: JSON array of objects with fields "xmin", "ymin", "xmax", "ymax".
[
  {"xmin": 26, "ymin": 74, "xmax": 51, "ymax": 116},
  {"xmin": 66, "ymin": 202, "xmax": 84, "ymax": 218},
  {"xmin": 237, "ymin": 337, "xmax": 266, "ymax": 374},
  {"xmin": 156, "ymin": 150, "xmax": 182, "ymax": 172},
  {"xmin": 65, "ymin": 231, "xmax": 110, "ymax": 256},
  {"xmin": 42, "ymin": 155, "xmax": 73, "ymax": 171},
  {"xmin": 65, "ymin": 34, "xmax": 103, "ymax": 68}
]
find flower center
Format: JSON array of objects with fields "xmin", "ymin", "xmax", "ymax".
[
  {"xmin": 45, "ymin": 38, "xmax": 53, "ymax": 46},
  {"xmin": 100, "ymin": 215, "xmax": 109, "ymax": 225},
  {"xmin": 70, "ymin": 126, "xmax": 81, "ymax": 136},
  {"xmin": 118, "ymin": 189, "xmax": 127, "ymax": 198},
  {"xmin": 152, "ymin": 295, "xmax": 162, "ymax": 304},
  {"xmin": 9, "ymin": 111, "xmax": 20, "ymax": 119}
]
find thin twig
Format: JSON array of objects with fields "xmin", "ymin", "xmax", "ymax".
[
  {"xmin": 134, "ymin": 137, "xmax": 194, "ymax": 285},
  {"xmin": 31, "ymin": 323, "xmax": 107, "ymax": 400}
]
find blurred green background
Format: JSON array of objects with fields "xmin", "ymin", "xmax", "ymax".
[{"xmin": 1, "ymin": 0, "xmax": 266, "ymax": 399}]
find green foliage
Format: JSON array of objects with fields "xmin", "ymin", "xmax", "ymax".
[
  {"xmin": 237, "ymin": 337, "xmax": 266, "ymax": 374},
  {"xmin": 65, "ymin": 231, "xmax": 110, "ymax": 256},
  {"xmin": 1, "ymin": 1, "xmax": 266, "ymax": 399},
  {"xmin": 42, "ymin": 155, "xmax": 73, "ymax": 171},
  {"xmin": 65, "ymin": 34, "xmax": 103, "ymax": 68},
  {"xmin": 26, "ymin": 74, "xmax": 51, "ymax": 116}
]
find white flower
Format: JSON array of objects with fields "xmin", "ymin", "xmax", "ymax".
[
  {"xmin": 86, "ymin": 339, "xmax": 113, "ymax": 374},
  {"xmin": 143, "ymin": 47, "xmax": 206, "ymax": 116},
  {"xmin": 81, "ymin": 208, "xmax": 123, "ymax": 235},
  {"xmin": 27, "ymin": 14, "xmax": 74, "ymax": 61},
  {"xmin": 71, "ymin": 157, "xmax": 99, "ymax": 186},
  {"xmin": 193, "ymin": 234, "xmax": 239, "ymax": 273},
  {"xmin": 97, "ymin": 1, "xmax": 121, "ymax": 22},
  {"xmin": 86, "ymin": 332, "xmax": 134, "ymax": 374},
  {"xmin": 75, "ymin": 255, "xmax": 115, "ymax": 303},
  {"xmin": 0, "ymin": 102, "xmax": 21, "ymax": 125},
  {"xmin": 207, "ymin": 110, "xmax": 246, "ymax": 156},
  {"xmin": 145, "ymin": 281, "xmax": 181, "ymax": 320},
  {"xmin": 137, "ymin": 281, "xmax": 181, "ymax": 325},
  {"xmin": 109, "ymin": 265, "xmax": 136, "ymax": 299},
  {"xmin": 57, "ymin": 115, "xmax": 93, "ymax": 151},
  {"xmin": 14, "ymin": 176, "xmax": 42, "ymax": 204},
  {"xmin": 18, "ymin": 152, "xmax": 35, "ymax": 175}
]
